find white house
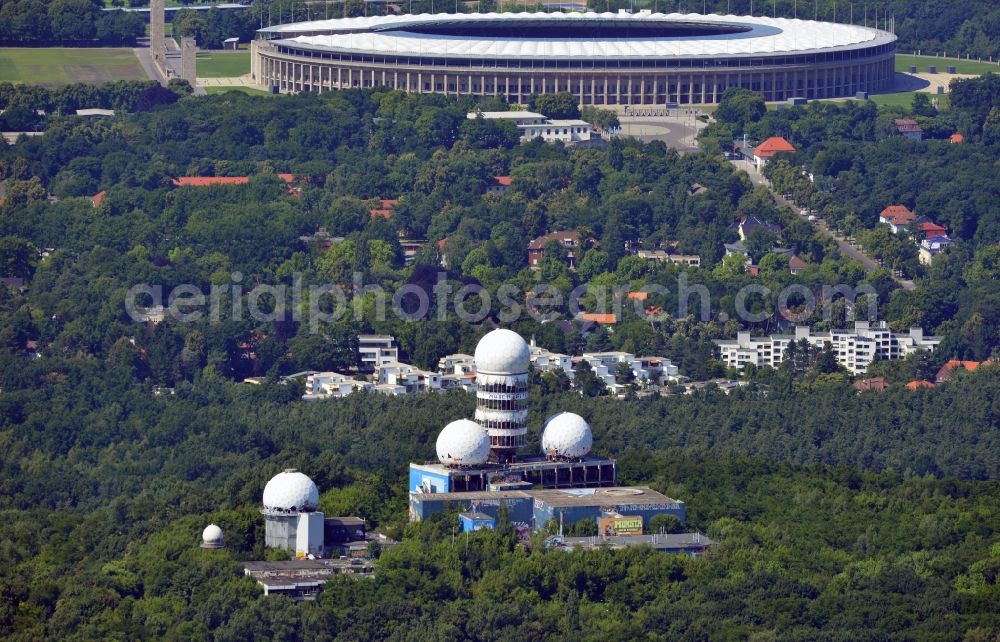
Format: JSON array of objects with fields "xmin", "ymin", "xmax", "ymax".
[
  {"xmin": 528, "ymin": 339, "xmax": 575, "ymax": 379},
  {"xmin": 358, "ymin": 334, "xmax": 398, "ymax": 370},
  {"xmin": 467, "ymin": 111, "xmax": 592, "ymax": 143},
  {"xmin": 376, "ymin": 360, "xmax": 442, "ymax": 393}
]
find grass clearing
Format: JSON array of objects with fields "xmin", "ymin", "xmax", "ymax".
[
  {"xmin": 867, "ymin": 91, "xmax": 950, "ymax": 110},
  {"xmin": 0, "ymin": 47, "xmax": 147, "ymax": 85},
  {"xmin": 895, "ymin": 54, "xmax": 1000, "ymax": 75},
  {"xmin": 204, "ymin": 86, "xmax": 270, "ymax": 96},
  {"xmin": 196, "ymin": 51, "xmax": 250, "ymax": 78}
]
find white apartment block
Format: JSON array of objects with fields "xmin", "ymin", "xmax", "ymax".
[
  {"xmin": 358, "ymin": 334, "xmax": 398, "ymax": 370},
  {"xmin": 437, "ymin": 353, "xmax": 477, "ymax": 376},
  {"xmin": 376, "ymin": 361, "xmax": 442, "ymax": 393},
  {"xmin": 581, "ymin": 351, "xmax": 680, "ymax": 394},
  {"xmin": 302, "ymin": 372, "xmax": 374, "ymax": 401},
  {"xmin": 714, "ymin": 321, "xmax": 941, "ymax": 375}
]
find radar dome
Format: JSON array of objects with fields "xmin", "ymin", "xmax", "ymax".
[
  {"xmin": 436, "ymin": 419, "xmax": 491, "ymax": 466},
  {"xmin": 262, "ymin": 469, "xmax": 319, "ymax": 513},
  {"xmin": 541, "ymin": 412, "xmax": 593, "ymax": 459},
  {"xmin": 474, "ymin": 328, "xmax": 530, "ymax": 374},
  {"xmin": 201, "ymin": 524, "xmax": 224, "ymax": 549}
]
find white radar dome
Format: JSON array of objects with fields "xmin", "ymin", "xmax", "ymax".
[
  {"xmin": 474, "ymin": 328, "xmax": 530, "ymax": 374},
  {"xmin": 201, "ymin": 523, "xmax": 224, "ymax": 548},
  {"xmin": 541, "ymin": 412, "xmax": 593, "ymax": 459},
  {"xmin": 262, "ymin": 469, "xmax": 320, "ymax": 512},
  {"xmin": 436, "ymin": 419, "xmax": 491, "ymax": 467}
]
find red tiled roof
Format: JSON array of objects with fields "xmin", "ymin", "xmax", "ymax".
[
  {"xmin": 950, "ymin": 133, "xmax": 964, "ymax": 143},
  {"xmin": 935, "ymin": 359, "xmax": 983, "ymax": 383},
  {"xmin": 917, "ymin": 221, "xmax": 947, "ymax": 236},
  {"xmin": 369, "ymin": 209, "xmax": 393, "ymax": 219},
  {"xmin": 90, "ymin": 190, "xmax": 106, "ymax": 207},
  {"xmin": 580, "ymin": 313, "xmax": 617, "ymax": 324},
  {"xmin": 879, "ymin": 205, "xmax": 916, "ymax": 226},
  {"xmin": 754, "ymin": 137, "xmax": 796, "ymax": 158},
  {"xmin": 627, "ymin": 291, "xmax": 648, "ymax": 301},
  {"xmin": 492, "ymin": 176, "xmax": 512, "ymax": 187},
  {"xmin": 905, "ymin": 380, "xmax": 935, "ymax": 390},
  {"xmin": 437, "ymin": 237, "xmax": 448, "ymax": 250}
]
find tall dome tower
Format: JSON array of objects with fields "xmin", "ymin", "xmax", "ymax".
[
  {"xmin": 261, "ymin": 469, "xmax": 324, "ymax": 556},
  {"xmin": 474, "ymin": 329, "xmax": 530, "ymax": 463}
]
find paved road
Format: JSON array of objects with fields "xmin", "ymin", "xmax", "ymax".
[{"xmin": 730, "ymin": 159, "xmax": 916, "ymax": 290}]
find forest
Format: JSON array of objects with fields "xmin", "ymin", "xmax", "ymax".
[{"xmin": 1, "ymin": 65, "xmax": 999, "ymax": 638}]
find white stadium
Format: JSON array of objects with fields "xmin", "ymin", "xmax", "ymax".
[{"xmin": 252, "ymin": 11, "xmax": 897, "ymax": 104}]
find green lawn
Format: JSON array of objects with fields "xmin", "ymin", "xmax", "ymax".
[
  {"xmin": 895, "ymin": 54, "xmax": 1000, "ymax": 75},
  {"xmin": 867, "ymin": 91, "xmax": 950, "ymax": 110},
  {"xmin": 204, "ymin": 86, "xmax": 270, "ymax": 96},
  {"xmin": 196, "ymin": 51, "xmax": 250, "ymax": 78},
  {"xmin": 0, "ymin": 47, "xmax": 147, "ymax": 85}
]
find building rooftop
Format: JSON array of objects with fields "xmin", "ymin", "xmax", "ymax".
[
  {"xmin": 468, "ymin": 111, "xmax": 546, "ymax": 119},
  {"xmin": 754, "ymin": 136, "xmax": 796, "ymax": 157},
  {"xmin": 529, "ymin": 486, "xmax": 681, "ymax": 508}
]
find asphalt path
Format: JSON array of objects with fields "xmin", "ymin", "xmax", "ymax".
[{"xmin": 730, "ymin": 158, "xmax": 916, "ymax": 290}]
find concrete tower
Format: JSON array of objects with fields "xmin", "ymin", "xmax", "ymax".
[
  {"xmin": 473, "ymin": 329, "xmax": 530, "ymax": 463},
  {"xmin": 181, "ymin": 37, "xmax": 197, "ymax": 87},
  {"xmin": 261, "ymin": 469, "xmax": 324, "ymax": 557},
  {"xmin": 149, "ymin": 0, "xmax": 165, "ymax": 72}
]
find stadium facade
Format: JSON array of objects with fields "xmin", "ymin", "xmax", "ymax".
[{"xmin": 251, "ymin": 11, "xmax": 896, "ymax": 105}]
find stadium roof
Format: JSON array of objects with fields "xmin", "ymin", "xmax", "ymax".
[{"xmin": 258, "ymin": 12, "xmax": 895, "ymax": 61}]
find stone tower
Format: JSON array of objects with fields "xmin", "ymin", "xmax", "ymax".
[{"xmin": 181, "ymin": 37, "xmax": 197, "ymax": 87}]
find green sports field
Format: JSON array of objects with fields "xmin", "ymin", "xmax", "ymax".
[
  {"xmin": 196, "ymin": 51, "xmax": 251, "ymax": 78},
  {"xmin": 895, "ymin": 54, "xmax": 1000, "ymax": 75},
  {"xmin": 0, "ymin": 48, "xmax": 147, "ymax": 85}
]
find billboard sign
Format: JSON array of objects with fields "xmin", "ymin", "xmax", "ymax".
[{"xmin": 599, "ymin": 516, "xmax": 643, "ymax": 536}]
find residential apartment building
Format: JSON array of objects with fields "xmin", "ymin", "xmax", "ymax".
[
  {"xmin": 581, "ymin": 351, "xmax": 679, "ymax": 394},
  {"xmin": 528, "ymin": 340, "xmax": 574, "ymax": 379},
  {"xmin": 376, "ymin": 361, "xmax": 442, "ymax": 393},
  {"xmin": 714, "ymin": 321, "xmax": 941, "ymax": 375},
  {"xmin": 358, "ymin": 335, "xmax": 398, "ymax": 370}
]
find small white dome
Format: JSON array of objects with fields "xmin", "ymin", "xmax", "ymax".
[
  {"xmin": 436, "ymin": 419, "xmax": 491, "ymax": 466},
  {"xmin": 541, "ymin": 412, "xmax": 593, "ymax": 459},
  {"xmin": 201, "ymin": 524, "xmax": 224, "ymax": 548},
  {"xmin": 474, "ymin": 328, "xmax": 530, "ymax": 374},
  {"xmin": 262, "ymin": 469, "xmax": 319, "ymax": 512}
]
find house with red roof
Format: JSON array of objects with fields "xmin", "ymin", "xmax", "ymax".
[
  {"xmin": 368, "ymin": 198, "xmax": 399, "ymax": 219},
  {"xmin": 935, "ymin": 359, "xmax": 983, "ymax": 383},
  {"xmin": 878, "ymin": 205, "xmax": 917, "ymax": 234},
  {"xmin": 950, "ymin": 133, "xmax": 964, "ymax": 144},
  {"xmin": 752, "ymin": 137, "xmax": 796, "ymax": 170},
  {"xmin": 90, "ymin": 191, "xmax": 106, "ymax": 207},
  {"xmin": 579, "ymin": 312, "xmax": 617, "ymax": 325},
  {"xmin": 916, "ymin": 221, "xmax": 947, "ymax": 239},
  {"xmin": 487, "ymin": 176, "xmax": 512, "ymax": 194},
  {"xmin": 905, "ymin": 380, "xmax": 935, "ymax": 390}
]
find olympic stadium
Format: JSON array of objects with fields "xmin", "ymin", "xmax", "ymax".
[{"xmin": 251, "ymin": 11, "xmax": 897, "ymax": 105}]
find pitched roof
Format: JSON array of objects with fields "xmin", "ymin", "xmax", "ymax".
[
  {"xmin": 893, "ymin": 118, "xmax": 923, "ymax": 133},
  {"xmin": 950, "ymin": 133, "xmax": 964, "ymax": 143},
  {"xmin": 917, "ymin": 221, "xmax": 947, "ymax": 236},
  {"xmin": 788, "ymin": 255, "xmax": 807, "ymax": 270},
  {"xmin": 627, "ymin": 291, "xmax": 648, "ymax": 301},
  {"xmin": 754, "ymin": 137, "xmax": 796, "ymax": 158},
  {"xmin": 528, "ymin": 230, "xmax": 580, "ymax": 251},
  {"xmin": 853, "ymin": 377, "xmax": 888, "ymax": 392},
  {"xmin": 879, "ymin": 204, "xmax": 916, "ymax": 226},
  {"xmin": 90, "ymin": 190, "xmax": 106, "ymax": 207},
  {"xmin": 905, "ymin": 380, "xmax": 935, "ymax": 390},
  {"xmin": 579, "ymin": 313, "xmax": 617, "ymax": 325},
  {"xmin": 491, "ymin": 176, "xmax": 512, "ymax": 187},
  {"xmin": 935, "ymin": 359, "xmax": 982, "ymax": 383}
]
